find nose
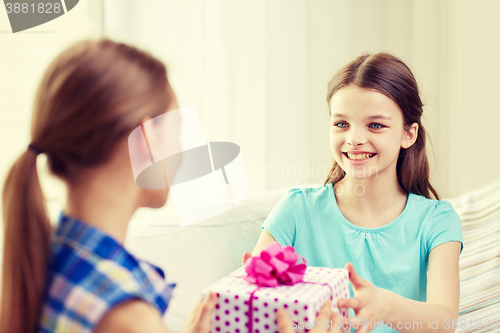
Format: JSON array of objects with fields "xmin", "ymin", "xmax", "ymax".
[{"xmin": 346, "ymin": 127, "xmax": 366, "ymax": 147}]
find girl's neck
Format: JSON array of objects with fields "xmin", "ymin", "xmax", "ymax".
[
  {"xmin": 63, "ymin": 149, "xmax": 141, "ymax": 244},
  {"xmin": 64, "ymin": 189, "xmax": 136, "ymax": 244},
  {"xmin": 334, "ymin": 174, "xmax": 408, "ymax": 226}
]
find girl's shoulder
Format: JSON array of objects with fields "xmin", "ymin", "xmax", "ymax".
[
  {"xmin": 409, "ymin": 194, "xmax": 463, "ymax": 253},
  {"xmin": 40, "ymin": 213, "xmax": 175, "ymax": 332},
  {"xmin": 41, "ymin": 255, "xmax": 174, "ymax": 332},
  {"xmin": 275, "ymin": 184, "xmax": 334, "ymax": 212},
  {"xmin": 283, "ymin": 183, "xmax": 332, "ymax": 197},
  {"xmin": 410, "ymin": 192, "xmax": 458, "ymax": 215},
  {"xmin": 280, "ymin": 184, "xmax": 333, "ymax": 202},
  {"xmin": 409, "ymin": 193, "xmax": 461, "ymax": 232}
]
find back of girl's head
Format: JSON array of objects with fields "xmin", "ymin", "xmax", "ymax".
[
  {"xmin": 1, "ymin": 38, "xmax": 172, "ymax": 333},
  {"xmin": 324, "ymin": 52, "xmax": 439, "ymax": 200}
]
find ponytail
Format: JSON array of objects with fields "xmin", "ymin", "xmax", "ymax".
[
  {"xmin": 1, "ymin": 38, "xmax": 172, "ymax": 332},
  {"xmin": 1, "ymin": 149, "xmax": 51, "ymax": 333}
]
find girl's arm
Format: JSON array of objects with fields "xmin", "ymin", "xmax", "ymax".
[
  {"xmin": 338, "ymin": 241, "xmax": 461, "ymax": 333},
  {"xmin": 94, "ymin": 300, "xmax": 170, "ymax": 333},
  {"xmin": 242, "ymin": 228, "xmax": 278, "ymax": 265},
  {"xmin": 252, "ymin": 228, "xmax": 278, "ymax": 256},
  {"xmin": 384, "ymin": 241, "xmax": 461, "ymax": 333},
  {"xmin": 95, "ymin": 292, "xmax": 217, "ymax": 333}
]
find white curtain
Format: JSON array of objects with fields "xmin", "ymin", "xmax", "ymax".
[
  {"xmin": 2, "ymin": 0, "xmax": 500, "ymax": 225},
  {"xmin": 103, "ymin": 0, "xmax": 462, "ymax": 206}
]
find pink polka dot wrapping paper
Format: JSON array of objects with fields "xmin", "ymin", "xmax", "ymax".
[{"xmin": 201, "ymin": 266, "xmax": 350, "ymax": 333}]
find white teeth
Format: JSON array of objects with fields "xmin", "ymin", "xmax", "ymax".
[{"xmin": 346, "ymin": 153, "xmax": 374, "ymax": 160}]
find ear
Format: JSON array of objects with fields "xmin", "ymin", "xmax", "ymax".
[{"xmin": 402, "ymin": 122, "xmax": 418, "ymax": 149}]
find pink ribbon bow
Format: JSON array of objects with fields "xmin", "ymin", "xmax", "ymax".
[{"xmin": 244, "ymin": 242, "xmax": 307, "ymax": 287}]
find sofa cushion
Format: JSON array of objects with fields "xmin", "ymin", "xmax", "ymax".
[
  {"xmin": 124, "ymin": 180, "xmax": 500, "ymax": 333},
  {"xmin": 444, "ymin": 180, "xmax": 500, "ymax": 332},
  {"xmin": 124, "ymin": 193, "xmax": 282, "ymax": 333}
]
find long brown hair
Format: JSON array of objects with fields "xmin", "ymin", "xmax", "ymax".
[
  {"xmin": 323, "ymin": 52, "xmax": 439, "ymax": 200},
  {"xmin": 1, "ymin": 39, "xmax": 172, "ymax": 333}
]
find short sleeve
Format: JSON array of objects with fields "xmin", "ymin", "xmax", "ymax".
[
  {"xmin": 261, "ymin": 188, "xmax": 305, "ymax": 247},
  {"xmin": 426, "ymin": 200, "xmax": 464, "ymax": 254}
]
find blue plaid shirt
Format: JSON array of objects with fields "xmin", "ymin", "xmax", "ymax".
[{"xmin": 38, "ymin": 213, "xmax": 175, "ymax": 333}]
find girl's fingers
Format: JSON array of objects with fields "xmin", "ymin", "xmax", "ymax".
[
  {"xmin": 350, "ymin": 315, "xmax": 373, "ymax": 333},
  {"xmin": 190, "ymin": 296, "xmax": 204, "ymax": 320},
  {"xmin": 330, "ymin": 312, "xmax": 346, "ymax": 333},
  {"xmin": 354, "ymin": 324, "xmax": 369, "ymax": 333},
  {"xmin": 276, "ymin": 309, "xmax": 294, "ymax": 333},
  {"xmin": 200, "ymin": 292, "xmax": 216, "ymax": 314},
  {"xmin": 198, "ymin": 292, "xmax": 217, "ymax": 331},
  {"xmin": 337, "ymin": 297, "xmax": 361, "ymax": 311},
  {"xmin": 182, "ymin": 294, "xmax": 208, "ymax": 333},
  {"xmin": 313, "ymin": 301, "xmax": 334, "ymax": 332},
  {"xmin": 345, "ymin": 263, "xmax": 365, "ymax": 290},
  {"xmin": 242, "ymin": 252, "xmax": 252, "ymax": 265},
  {"xmin": 315, "ymin": 300, "xmax": 333, "ymax": 323},
  {"xmin": 331, "ymin": 311, "xmax": 339, "ymax": 320},
  {"xmin": 194, "ymin": 292, "xmax": 215, "ymax": 321}
]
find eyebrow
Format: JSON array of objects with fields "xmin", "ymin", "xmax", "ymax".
[{"xmin": 332, "ymin": 113, "xmax": 393, "ymax": 121}]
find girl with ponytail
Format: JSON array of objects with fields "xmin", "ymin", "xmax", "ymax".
[
  {"xmin": 0, "ymin": 39, "xmax": 218, "ymax": 333},
  {"xmin": 1, "ymin": 38, "xmax": 340, "ymax": 333}
]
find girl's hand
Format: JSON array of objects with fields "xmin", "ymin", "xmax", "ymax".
[
  {"xmin": 276, "ymin": 300, "xmax": 346, "ymax": 333},
  {"xmin": 337, "ymin": 263, "xmax": 390, "ymax": 333},
  {"xmin": 181, "ymin": 291, "xmax": 217, "ymax": 333},
  {"xmin": 242, "ymin": 251, "xmax": 252, "ymax": 265}
]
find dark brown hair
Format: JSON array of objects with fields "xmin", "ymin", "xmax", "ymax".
[
  {"xmin": 1, "ymin": 38, "xmax": 172, "ymax": 333},
  {"xmin": 324, "ymin": 52, "xmax": 439, "ymax": 200}
]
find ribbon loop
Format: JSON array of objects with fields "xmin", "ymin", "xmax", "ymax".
[{"xmin": 244, "ymin": 242, "xmax": 306, "ymax": 287}]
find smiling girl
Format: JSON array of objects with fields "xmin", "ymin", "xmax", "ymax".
[{"xmin": 246, "ymin": 53, "xmax": 463, "ymax": 333}]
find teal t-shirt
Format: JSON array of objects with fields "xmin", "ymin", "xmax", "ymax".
[{"xmin": 262, "ymin": 183, "xmax": 463, "ymax": 332}]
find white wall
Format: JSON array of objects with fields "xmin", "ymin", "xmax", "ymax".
[
  {"xmin": 103, "ymin": 0, "xmax": 500, "ymax": 203},
  {"xmin": 1, "ymin": 0, "xmax": 500, "ymax": 228},
  {"xmin": 453, "ymin": 0, "xmax": 500, "ymax": 196}
]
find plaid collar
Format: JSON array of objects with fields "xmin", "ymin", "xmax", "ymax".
[
  {"xmin": 52, "ymin": 212, "xmax": 174, "ymax": 310},
  {"xmin": 53, "ymin": 212, "xmax": 167, "ymax": 275}
]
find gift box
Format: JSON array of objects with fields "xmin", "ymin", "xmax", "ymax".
[{"xmin": 201, "ymin": 243, "xmax": 350, "ymax": 333}]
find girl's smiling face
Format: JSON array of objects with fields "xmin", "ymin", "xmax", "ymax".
[{"xmin": 329, "ymin": 84, "xmax": 417, "ymax": 181}]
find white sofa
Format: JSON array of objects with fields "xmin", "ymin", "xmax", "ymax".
[
  {"xmin": 444, "ymin": 181, "xmax": 500, "ymax": 331},
  {"xmin": 124, "ymin": 180, "xmax": 500, "ymax": 333}
]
